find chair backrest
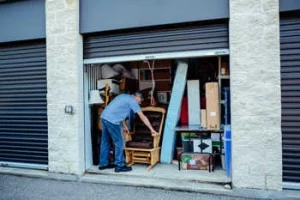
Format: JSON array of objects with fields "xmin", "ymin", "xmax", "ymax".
[{"xmin": 132, "ymin": 107, "xmax": 166, "ymax": 145}]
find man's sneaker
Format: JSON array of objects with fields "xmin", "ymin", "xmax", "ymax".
[
  {"xmin": 99, "ymin": 164, "xmax": 116, "ymax": 170},
  {"xmin": 114, "ymin": 166, "xmax": 132, "ymax": 173}
]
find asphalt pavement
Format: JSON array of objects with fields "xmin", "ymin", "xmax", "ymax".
[{"xmin": 0, "ymin": 174, "xmax": 267, "ymax": 200}]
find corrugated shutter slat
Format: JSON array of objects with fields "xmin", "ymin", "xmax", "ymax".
[
  {"xmin": 83, "ymin": 23, "xmax": 229, "ymax": 59},
  {"xmin": 0, "ymin": 40, "xmax": 48, "ymax": 166},
  {"xmin": 281, "ymin": 16, "xmax": 300, "ymax": 183}
]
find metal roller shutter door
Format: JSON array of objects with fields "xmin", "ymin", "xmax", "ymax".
[
  {"xmin": 280, "ymin": 16, "xmax": 300, "ymax": 183},
  {"xmin": 83, "ymin": 22, "xmax": 229, "ymax": 59},
  {"xmin": 0, "ymin": 40, "xmax": 48, "ymax": 167}
]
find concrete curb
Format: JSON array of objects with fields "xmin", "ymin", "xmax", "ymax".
[
  {"xmin": 0, "ymin": 167, "xmax": 299, "ymax": 200},
  {"xmin": 80, "ymin": 174, "xmax": 230, "ymax": 195}
]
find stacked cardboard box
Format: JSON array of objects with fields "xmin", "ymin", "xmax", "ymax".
[
  {"xmin": 201, "ymin": 109, "xmax": 207, "ymax": 128},
  {"xmin": 205, "ymin": 83, "xmax": 220, "ymax": 130}
]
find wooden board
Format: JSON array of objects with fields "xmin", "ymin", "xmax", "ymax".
[{"xmin": 160, "ymin": 62, "xmax": 188, "ymax": 164}]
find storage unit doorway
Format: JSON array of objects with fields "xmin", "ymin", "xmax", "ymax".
[
  {"xmin": 83, "ymin": 53, "xmax": 231, "ymax": 183},
  {"xmin": 83, "ymin": 22, "xmax": 231, "ymax": 184}
]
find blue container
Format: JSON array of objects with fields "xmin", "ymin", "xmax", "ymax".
[
  {"xmin": 224, "ymin": 125, "xmax": 231, "ymax": 177},
  {"xmin": 223, "ymin": 87, "xmax": 231, "ymax": 125}
]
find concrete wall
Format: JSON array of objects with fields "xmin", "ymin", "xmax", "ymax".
[
  {"xmin": 230, "ymin": 0, "xmax": 282, "ymax": 190},
  {"xmin": 46, "ymin": 0, "xmax": 85, "ymax": 175}
]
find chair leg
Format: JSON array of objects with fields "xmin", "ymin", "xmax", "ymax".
[
  {"xmin": 125, "ymin": 150, "xmax": 132, "ymax": 164},
  {"xmin": 127, "ymin": 162, "xmax": 134, "ymax": 167},
  {"xmin": 147, "ymin": 149, "xmax": 159, "ymax": 172},
  {"xmin": 146, "ymin": 164, "xmax": 156, "ymax": 172}
]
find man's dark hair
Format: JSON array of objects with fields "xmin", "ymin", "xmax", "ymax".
[{"xmin": 133, "ymin": 91, "xmax": 144, "ymax": 99}]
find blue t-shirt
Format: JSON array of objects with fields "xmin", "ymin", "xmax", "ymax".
[{"xmin": 101, "ymin": 94, "xmax": 141, "ymax": 124}]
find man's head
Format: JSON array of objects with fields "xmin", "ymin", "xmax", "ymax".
[{"xmin": 132, "ymin": 91, "xmax": 144, "ymax": 104}]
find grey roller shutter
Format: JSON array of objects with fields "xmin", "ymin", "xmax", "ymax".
[
  {"xmin": 83, "ymin": 22, "xmax": 229, "ymax": 59},
  {"xmin": 280, "ymin": 16, "xmax": 300, "ymax": 183},
  {"xmin": 0, "ymin": 40, "xmax": 48, "ymax": 166}
]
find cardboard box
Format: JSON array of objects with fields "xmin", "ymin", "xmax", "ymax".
[
  {"xmin": 193, "ymin": 139, "xmax": 212, "ymax": 153},
  {"xmin": 211, "ymin": 132, "xmax": 223, "ymax": 150},
  {"xmin": 181, "ymin": 133, "xmax": 212, "ymax": 153},
  {"xmin": 181, "ymin": 153, "xmax": 211, "ymax": 170},
  {"xmin": 211, "ymin": 133, "xmax": 221, "ymax": 141},
  {"xmin": 201, "ymin": 109, "xmax": 207, "ymax": 128},
  {"xmin": 181, "ymin": 132, "xmax": 198, "ymax": 141},
  {"xmin": 205, "ymin": 83, "xmax": 220, "ymax": 130}
]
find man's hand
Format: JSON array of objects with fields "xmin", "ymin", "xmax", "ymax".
[
  {"xmin": 123, "ymin": 126, "xmax": 129, "ymax": 134},
  {"xmin": 151, "ymin": 130, "xmax": 159, "ymax": 137}
]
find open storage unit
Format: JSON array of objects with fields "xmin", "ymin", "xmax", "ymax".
[{"xmin": 83, "ymin": 21, "xmax": 231, "ymax": 183}]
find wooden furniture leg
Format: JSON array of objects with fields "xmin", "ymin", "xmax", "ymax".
[{"xmin": 147, "ymin": 148, "xmax": 159, "ymax": 172}]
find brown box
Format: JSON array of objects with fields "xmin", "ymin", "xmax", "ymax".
[
  {"xmin": 181, "ymin": 153, "xmax": 211, "ymax": 170},
  {"xmin": 205, "ymin": 83, "xmax": 220, "ymax": 130},
  {"xmin": 201, "ymin": 109, "xmax": 207, "ymax": 128}
]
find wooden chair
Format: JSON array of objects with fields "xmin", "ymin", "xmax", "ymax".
[{"xmin": 124, "ymin": 106, "xmax": 166, "ymax": 171}]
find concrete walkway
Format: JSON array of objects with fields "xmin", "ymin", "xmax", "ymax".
[
  {"xmin": 0, "ymin": 167, "xmax": 299, "ymax": 200},
  {"xmin": 0, "ymin": 174, "xmax": 262, "ymax": 200}
]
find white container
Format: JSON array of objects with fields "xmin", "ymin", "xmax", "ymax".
[
  {"xmin": 187, "ymin": 80, "xmax": 201, "ymax": 125},
  {"xmin": 97, "ymin": 79, "xmax": 120, "ymax": 94}
]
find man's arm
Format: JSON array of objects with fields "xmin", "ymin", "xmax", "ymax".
[
  {"xmin": 122, "ymin": 120, "xmax": 129, "ymax": 133},
  {"xmin": 137, "ymin": 111, "xmax": 159, "ymax": 136}
]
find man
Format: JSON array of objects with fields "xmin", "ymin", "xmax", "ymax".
[{"xmin": 99, "ymin": 91, "xmax": 159, "ymax": 172}]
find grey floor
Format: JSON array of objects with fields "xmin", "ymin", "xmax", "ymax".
[
  {"xmin": 87, "ymin": 162, "xmax": 231, "ymax": 183},
  {"xmin": 0, "ymin": 174, "xmax": 265, "ymax": 200}
]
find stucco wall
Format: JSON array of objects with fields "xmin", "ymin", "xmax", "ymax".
[
  {"xmin": 230, "ymin": 0, "xmax": 282, "ymax": 190},
  {"xmin": 46, "ymin": 0, "xmax": 85, "ymax": 175}
]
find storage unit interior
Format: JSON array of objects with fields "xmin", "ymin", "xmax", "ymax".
[{"xmin": 84, "ymin": 54, "xmax": 230, "ymax": 181}]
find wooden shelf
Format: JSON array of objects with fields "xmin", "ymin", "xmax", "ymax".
[{"xmin": 139, "ymin": 63, "xmax": 172, "ymax": 91}]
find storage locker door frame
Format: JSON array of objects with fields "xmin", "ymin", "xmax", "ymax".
[
  {"xmin": 83, "ymin": 49, "xmax": 230, "ymax": 65},
  {"xmin": 83, "ymin": 49, "xmax": 229, "ymax": 170}
]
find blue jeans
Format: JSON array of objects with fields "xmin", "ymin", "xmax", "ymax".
[{"xmin": 99, "ymin": 119, "xmax": 125, "ymax": 167}]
